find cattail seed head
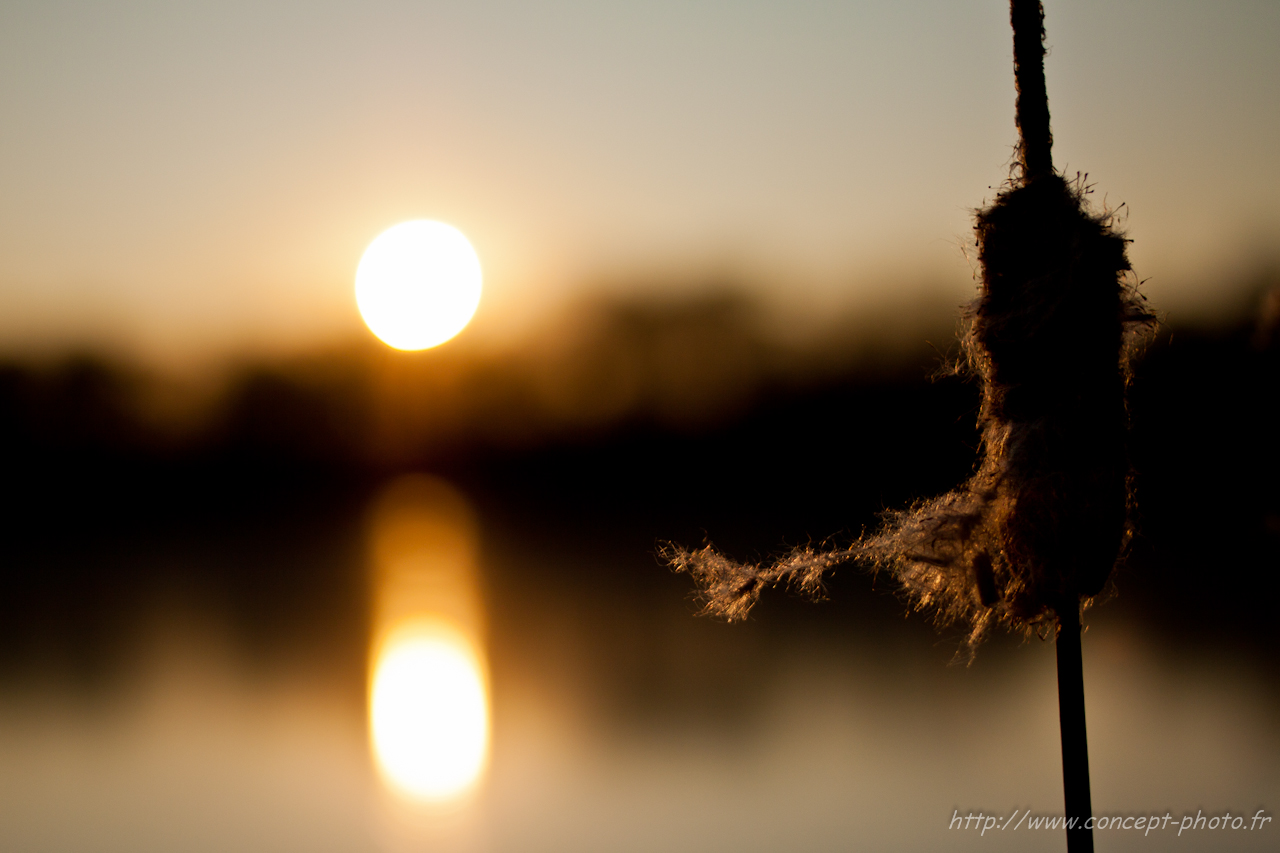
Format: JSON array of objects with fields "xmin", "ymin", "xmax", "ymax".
[
  {"xmin": 670, "ymin": 1, "xmax": 1155, "ymax": 652},
  {"xmin": 669, "ymin": 173, "xmax": 1154, "ymax": 650},
  {"xmin": 864, "ymin": 173, "xmax": 1155, "ymax": 639}
]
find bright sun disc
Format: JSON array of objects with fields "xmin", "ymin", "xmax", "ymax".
[
  {"xmin": 355, "ymin": 221, "xmax": 482, "ymax": 350},
  {"xmin": 370, "ymin": 628, "xmax": 489, "ymax": 801}
]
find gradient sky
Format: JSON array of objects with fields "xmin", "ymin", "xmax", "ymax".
[{"xmin": 2, "ymin": 0, "xmax": 1277, "ymax": 366}]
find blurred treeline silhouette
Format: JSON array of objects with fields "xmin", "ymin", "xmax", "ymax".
[
  {"xmin": 2, "ymin": 289, "xmax": 958, "ymax": 465},
  {"xmin": 1, "ymin": 276, "xmax": 1277, "ymax": 690}
]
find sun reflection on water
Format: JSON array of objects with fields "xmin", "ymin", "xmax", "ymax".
[
  {"xmin": 366, "ymin": 475, "xmax": 489, "ymax": 804},
  {"xmin": 371, "ymin": 622, "xmax": 488, "ymax": 800}
]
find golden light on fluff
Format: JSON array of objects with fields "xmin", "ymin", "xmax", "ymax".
[
  {"xmin": 366, "ymin": 475, "xmax": 488, "ymax": 802},
  {"xmin": 356, "ymin": 220, "xmax": 482, "ymax": 351}
]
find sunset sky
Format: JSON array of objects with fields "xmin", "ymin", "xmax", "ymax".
[{"xmin": 2, "ymin": 0, "xmax": 1276, "ymax": 366}]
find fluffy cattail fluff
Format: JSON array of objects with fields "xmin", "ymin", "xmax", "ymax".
[{"xmin": 668, "ymin": 173, "xmax": 1155, "ymax": 648}]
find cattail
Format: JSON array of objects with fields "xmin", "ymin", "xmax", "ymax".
[
  {"xmin": 668, "ymin": 3, "xmax": 1154, "ymax": 851},
  {"xmin": 670, "ymin": 2, "xmax": 1152, "ymax": 644}
]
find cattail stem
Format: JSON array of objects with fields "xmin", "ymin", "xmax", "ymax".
[
  {"xmin": 1011, "ymin": 0, "xmax": 1053, "ymax": 180},
  {"xmin": 1056, "ymin": 605, "xmax": 1095, "ymax": 852},
  {"xmin": 1014, "ymin": 4, "xmax": 1094, "ymax": 848}
]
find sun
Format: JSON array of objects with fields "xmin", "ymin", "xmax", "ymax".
[{"xmin": 355, "ymin": 220, "xmax": 482, "ymax": 350}]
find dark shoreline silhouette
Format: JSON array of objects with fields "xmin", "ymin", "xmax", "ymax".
[{"xmin": 0, "ymin": 284, "xmax": 1276, "ymax": 687}]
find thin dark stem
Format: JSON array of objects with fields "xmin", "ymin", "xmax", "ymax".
[
  {"xmin": 1056, "ymin": 605, "xmax": 1095, "ymax": 853},
  {"xmin": 1010, "ymin": 0, "xmax": 1054, "ymax": 180}
]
